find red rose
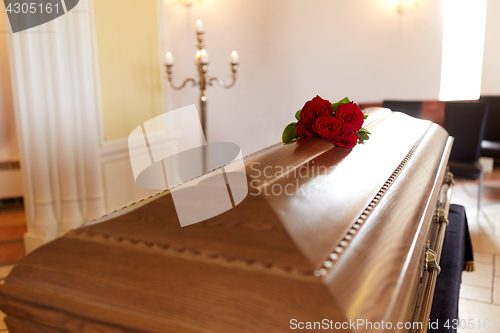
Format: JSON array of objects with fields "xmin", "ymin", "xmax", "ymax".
[
  {"xmin": 312, "ymin": 116, "xmax": 345, "ymax": 139},
  {"xmin": 329, "ymin": 131, "xmax": 359, "ymax": 148},
  {"xmin": 335, "ymin": 102, "xmax": 364, "ymax": 132},
  {"xmin": 300, "ymin": 95, "xmax": 333, "ymax": 123},
  {"xmin": 296, "ymin": 120, "xmax": 315, "ymax": 137}
]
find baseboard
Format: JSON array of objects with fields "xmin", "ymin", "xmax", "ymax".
[
  {"xmin": 0, "ymin": 164, "xmax": 23, "ymax": 199},
  {"xmin": 0, "ymin": 197, "xmax": 24, "ymax": 212}
]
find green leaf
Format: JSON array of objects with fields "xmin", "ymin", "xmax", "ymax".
[
  {"xmin": 359, "ymin": 128, "xmax": 371, "ymax": 135},
  {"xmin": 364, "ymin": 114, "xmax": 369, "ymax": 120},
  {"xmin": 295, "ymin": 110, "xmax": 301, "ymax": 121},
  {"xmin": 357, "ymin": 127, "xmax": 371, "ymax": 144},
  {"xmin": 358, "ymin": 131, "xmax": 370, "ymax": 144},
  {"xmin": 282, "ymin": 122, "xmax": 298, "ymax": 144},
  {"xmin": 331, "ymin": 97, "xmax": 351, "ymax": 114},
  {"xmin": 337, "ymin": 97, "xmax": 350, "ymax": 104}
]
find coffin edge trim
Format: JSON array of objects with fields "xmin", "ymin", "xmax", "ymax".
[
  {"xmin": 67, "ymin": 229, "xmax": 318, "ymax": 280},
  {"xmin": 314, "ymin": 140, "xmax": 420, "ymax": 277}
]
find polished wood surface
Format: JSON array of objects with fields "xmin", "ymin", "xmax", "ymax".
[
  {"xmin": 325, "ymin": 126, "xmax": 452, "ymax": 328},
  {"xmin": 0, "ymin": 108, "xmax": 452, "ymax": 332},
  {"xmin": 0, "ymin": 212, "xmax": 26, "ymax": 266},
  {"xmin": 359, "ymin": 101, "xmax": 445, "ymax": 127}
]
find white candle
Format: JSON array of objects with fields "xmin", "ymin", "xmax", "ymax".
[
  {"xmin": 230, "ymin": 50, "xmax": 239, "ymax": 64},
  {"xmin": 200, "ymin": 49, "xmax": 209, "ymax": 64},
  {"xmin": 196, "ymin": 19, "xmax": 204, "ymax": 33},
  {"xmin": 165, "ymin": 52, "xmax": 174, "ymax": 65}
]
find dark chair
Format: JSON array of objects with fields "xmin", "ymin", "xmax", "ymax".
[
  {"xmin": 479, "ymin": 96, "xmax": 500, "ymax": 158},
  {"xmin": 382, "ymin": 100, "xmax": 423, "ymax": 118},
  {"xmin": 444, "ymin": 102, "xmax": 489, "ymax": 216}
]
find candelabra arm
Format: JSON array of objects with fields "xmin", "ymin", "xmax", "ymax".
[
  {"xmin": 165, "ymin": 64, "xmax": 198, "ymax": 90},
  {"xmin": 167, "ymin": 77, "xmax": 198, "ymax": 90},
  {"xmin": 207, "ymin": 63, "xmax": 238, "ymax": 89},
  {"xmin": 207, "ymin": 76, "xmax": 236, "ymax": 89}
]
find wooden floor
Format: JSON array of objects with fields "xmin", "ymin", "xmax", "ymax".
[
  {"xmin": 0, "ymin": 210, "xmax": 25, "ymax": 332},
  {"xmin": 2, "ymin": 169, "xmax": 500, "ymax": 332},
  {"xmin": 0, "ymin": 211, "xmax": 26, "ymax": 267}
]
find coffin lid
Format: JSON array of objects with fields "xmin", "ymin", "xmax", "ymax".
[{"xmin": 0, "ymin": 108, "xmax": 453, "ymax": 332}]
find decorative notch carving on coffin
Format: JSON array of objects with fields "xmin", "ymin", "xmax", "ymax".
[
  {"xmin": 314, "ymin": 143, "xmax": 420, "ymax": 277},
  {"xmin": 68, "ymin": 230, "xmax": 317, "ymax": 280}
]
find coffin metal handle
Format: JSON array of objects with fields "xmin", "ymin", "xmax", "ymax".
[
  {"xmin": 444, "ymin": 170, "xmax": 455, "ymax": 186},
  {"xmin": 425, "ymin": 248, "xmax": 441, "ymax": 275},
  {"xmin": 437, "ymin": 208, "xmax": 449, "ymax": 226},
  {"xmin": 414, "ymin": 170, "xmax": 454, "ymax": 333}
]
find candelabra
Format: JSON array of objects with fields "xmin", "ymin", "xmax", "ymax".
[{"xmin": 165, "ymin": 19, "xmax": 239, "ymax": 138}]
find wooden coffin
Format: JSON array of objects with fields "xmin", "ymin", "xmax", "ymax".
[{"xmin": 0, "ymin": 108, "xmax": 454, "ymax": 332}]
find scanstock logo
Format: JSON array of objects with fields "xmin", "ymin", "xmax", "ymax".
[
  {"xmin": 128, "ymin": 105, "xmax": 248, "ymax": 227},
  {"xmin": 3, "ymin": 0, "xmax": 79, "ymax": 33}
]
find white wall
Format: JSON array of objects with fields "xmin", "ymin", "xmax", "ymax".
[
  {"xmin": 0, "ymin": 4, "xmax": 23, "ymax": 199},
  {"xmin": 161, "ymin": 0, "xmax": 445, "ymax": 156},
  {"xmin": 100, "ymin": 139, "xmax": 161, "ymax": 212},
  {"xmin": 481, "ymin": 0, "xmax": 500, "ymax": 95},
  {"xmin": 0, "ymin": 4, "xmax": 18, "ymax": 162}
]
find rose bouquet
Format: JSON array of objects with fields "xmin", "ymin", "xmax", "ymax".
[{"xmin": 282, "ymin": 95, "xmax": 370, "ymax": 148}]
